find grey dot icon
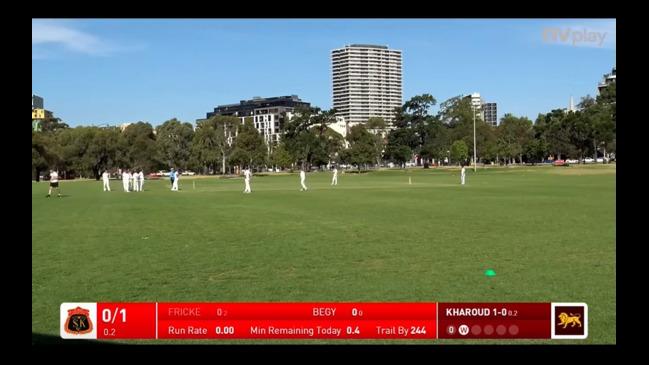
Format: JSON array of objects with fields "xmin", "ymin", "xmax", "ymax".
[
  {"xmin": 471, "ymin": 325, "xmax": 482, "ymax": 335},
  {"xmin": 496, "ymin": 325, "xmax": 507, "ymax": 335},
  {"xmin": 484, "ymin": 325, "xmax": 494, "ymax": 335},
  {"xmin": 509, "ymin": 325, "xmax": 519, "ymax": 336}
]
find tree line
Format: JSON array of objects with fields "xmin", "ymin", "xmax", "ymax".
[{"xmin": 32, "ymin": 83, "xmax": 615, "ymax": 180}]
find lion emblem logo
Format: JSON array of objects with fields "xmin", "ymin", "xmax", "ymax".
[{"xmin": 557, "ymin": 312, "xmax": 582, "ymax": 329}]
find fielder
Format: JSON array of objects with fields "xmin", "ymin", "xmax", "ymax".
[
  {"xmin": 138, "ymin": 170, "xmax": 144, "ymax": 192},
  {"xmin": 300, "ymin": 168, "xmax": 307, "ymax": 191},
  {"xmin": 243, "ymin": 167, "xmax": 252, "ymax": 193},
  {"xmin": 102, "ymin": 170, "xmax": 111, "ymax": 191},
  {"xmin": 171, "ymin": 170, "xmax": 180, "ymax": 191},
  {"xmin": 331, "ymin": 167, "xmax": 338, "ymax": 186},
  {"xmin": 461, "ymin": 166, "xmax": 466, "ymax": 185},
  {"xmin": 131, "ymin": 169, "xmax": 139, "ymax": 192},
  {"xmin": 122, "ymin": 169, "xmax": 131, "ymax": 192}
]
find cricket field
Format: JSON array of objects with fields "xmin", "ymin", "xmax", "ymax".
[{"xmin": 32, "ymin": 164, "xmax": 616, "ymax": 344}]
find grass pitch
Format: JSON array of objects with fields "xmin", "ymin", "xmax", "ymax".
[{"xmin": 32, "ymin": 164, "xmax": 616, "ymax": 344}]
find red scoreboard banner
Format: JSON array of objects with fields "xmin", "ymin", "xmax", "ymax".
[{"xmin": 59, "ymin": 302, "xmax": 588, "ymax": 340}]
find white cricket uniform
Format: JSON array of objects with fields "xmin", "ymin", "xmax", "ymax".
[
  {"xmin": 131, "ymin": 172, "xmax": 138, "ymax": 191},
  {"xmin": 461, "ymin": 167, "xmax": 466, "ymax": 185},
  {"xmin": 331, "ymin": 168, "xmax": 338, "ymax": 185},
  {"xmin": 244, "ymin": 169, "xmax": 251, "ymax": 193},
  {"xmin": 122, "ymin": 172, "xmax": 131, "ymax": 192},
  {"xmin": 172, "ymin": 171, "xmax": 179, "ymax": 191},
  {"xmin": 300, "ymin": 170, "xmax": 307, "ymax": 191},
  {"xmin": 138, "ymin": 172, "xmax": 144, "ymax": 191},
  {"xmin": 102, "ymin": 172, "xmax": 111, "ymax": 191}
]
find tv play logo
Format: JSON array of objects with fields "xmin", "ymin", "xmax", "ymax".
[
  {"xmin": 551, "ymin": 303, "xmax": 588, "ymax": 339},
  {"xmin": 60, "ymin": 303, "xmax": 97, "ymax": 339}
]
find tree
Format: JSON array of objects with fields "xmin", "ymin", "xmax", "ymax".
[
  {"xmin": 564, "ymin": 111, "xmax": 593, "ymax": 161},
  {"xmin": 230, "ymin": 118, "xmax": 267, "ymax": 169},
  {"xmin": 282, "ymin": 106, "xmax": 338, "ymax": 169},
  {"xmin": 384, "ymin": 127, "xmax": 416, "ymax": 167},
  {"xmin": 536, "ymin": 109, "xmax": 575, "ymax": 160},
  {"xmin": 391, "ymin": 94, "xmax": 438, "ymax": 165},
  {"xmin": 32, "ymin": 131, "xmax": 58, "ymax": 181},
  {"xmin": 192, "ymin": 115, "xmax": 238, "ymax": 174},
  {"xmin": 365, "ymin": 117, "xmax": 389, "ymax": 165},
  {"xmin": 384, "ymin": 144, "xmax": 412, "ymax": 168},
  {"xmin": 270, "ymin": 142, "xmax": 293, "ymax": 170},
  {"xmin": 192, "ymin": 119, "xmax": 220, "ymax": 174},
  {"xmin": 450, "ymin": 140, "xmax": 469, "ymax": 166},
  {"xmin": 438, "ymin": 95, "xmax": 496, "ymax": 164},
  {"xmin": 322, "ymin": 127, "xmax": 345, "ymax": 164},
  {"xmin": 341, "ymin": 124, "xmax": 376, "ymax": 171},
  {"xmin": 87, "ymin": 127, "xmax": 122, "ymax": 178},
  {"xmin": 121, "ymin": 122, "xmax": 160, "ymax": 172},
  {"xmin": 523, "ymin": 138, "xmax": 549, "ymax": 164},
  {"xmin": 594, "ymin": 84, "xmax": 616, "ymax": 161},
  {"xmin": 156, "ymin": 118, "xmax": 194, "ymax": 170},
  {"xmin": 497, "ymin": 114, "xmax": 533, "ymax": 164},
  {"xmin": 39, "ymin": 118, "xmax": 69, "ymax": 133}
]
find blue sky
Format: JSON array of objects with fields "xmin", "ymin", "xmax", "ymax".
[{"xmin": 32, "ymin": 19, "xmax": 616, "ymax": 127}]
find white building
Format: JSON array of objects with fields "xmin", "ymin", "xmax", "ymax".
[
  {"xmin": 598, "ymin": 66, "xmax": 616, "ymax": 93},
  {"xmin": 202, "ymin": 95, "xmax": 311, "ymax": 149},
  {"xmin": 462, "ymin": 92, "xmax": 499, "ymax": 126},
  {"xmin": 331, "ymin": 44, "xmax": 403, "ymax": 124}
]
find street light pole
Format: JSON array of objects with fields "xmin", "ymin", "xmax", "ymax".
[{"xmin": 473, "ymin": 106, "xmax": 477, "ymax": 172}]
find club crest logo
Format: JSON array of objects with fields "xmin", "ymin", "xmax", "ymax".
[
  {"xmin": 64, "ymin": 306, "xmax": 93, "ymax": 335},
  {"xmin": 551, "ymin": 303, "xmax": 587, "ymax": 339}
]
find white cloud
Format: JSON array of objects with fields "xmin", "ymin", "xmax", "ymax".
[{"xmin": 32, "ymin": 20, "xmax": 141, "ymax": 57}]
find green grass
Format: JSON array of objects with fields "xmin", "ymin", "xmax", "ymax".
[{"xmin": 32, "ymin": 164, "xmax": 616, "ymax": 344}]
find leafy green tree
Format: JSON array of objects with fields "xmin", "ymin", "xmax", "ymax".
[
  {"xmin": 366, "ymin": 117, "xmax": 389, "ymax": 165},
  {"xmin": 87, "ymin": 127, "xmax": 123, "ymax": 178},
  {"xmin": 384, "ymin": 144, "xmax": 412, "ymax": 167},
  {"xmin": 192, "ymin": 120, "xmax": 220, "ymax": 174},
  {"xmin": 282, "ymin": 106, "xmax": 338, "ymax": 169},
  {"xmin": 523, "ymin": 138, "xmax": 549, "ymax": 164},
  {"xmin": 450, "ymin": 140, "xmax": 469, "ymax": 166},
  {"xmin": 497, "ymin": 114, "xmax": 533, "ymax": 163},
  {"xmin": 192, "ymin": 116, "xmax": 237, "ymax": 174},
  {"xmin": 32, "ymin": 131, "xmax": 58, "ymax": 181},
  {"xmin": 270, "ymin": 142, "xmax": 294, "ymax": 170},
  {"xmin": 536, "ymin": 109, "xmax": 575, "ymax": 160},
  {"xmin": 230, "ymin": 118, "xmax": 267, "ymax": 169},
  {"xmin": 156, "ymin": 118, "xmax": 194, "ymax": 170},
  {"xmin": 121, "ymin": 122, "xmax": 160, "ymax": 172},
  {"xmin": 341, "ymin": 124, "xmax": 376, "ymax": 171},
  {"xmin": 322, "ymin": 127, "xmax": 345, "ymax": 164}
]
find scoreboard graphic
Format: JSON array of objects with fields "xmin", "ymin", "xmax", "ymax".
[{"xmin": 60, "ymin": 302, "xmax": 587, "ymax": 340}]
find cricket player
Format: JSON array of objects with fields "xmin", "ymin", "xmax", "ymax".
[
  {"xmin": 243, "ymin": 167, "xmax": 252, "ymax": 193},
  {"xmin": 331, "ymin": 167, "xmax": 338, "ymax": 186},
  {"xmin": 131, "ymin": 169, "xmax": 138, "ymax": 192},
  {"xmin": 169, "ymin": 168, "xmax": 175, "ymax": 188},
  {"xmin": 300, "ymin": 168, "xmax": 307, "ymax": 191},
  {"xmin": 122, "ymin": 169, "xmax": 131, "ymax": 192},
  {"xmin": 138, "ymin": 170, "xmax": 144, "ymax": 192},
  {"xmin": 102, "ymin": 170, "xmax": 111, "ymax": 191},
  {"xmin": 46, "ymin": 170, "xmax": 61, "ymax": 197},
  {"xmin": 171, "ymin": 170, "xmax": 180, "ymax": 191},
  {"xmin": 461, "ymin": 166, "xmax": 466, "ymax": 185}
]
